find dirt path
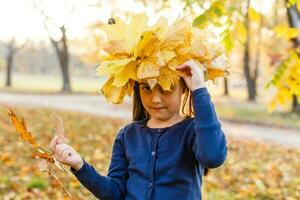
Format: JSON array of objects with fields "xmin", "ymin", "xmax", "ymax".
[{"xmin": 1, "ymin": 91, "xmax": 299, "ymax": 148}]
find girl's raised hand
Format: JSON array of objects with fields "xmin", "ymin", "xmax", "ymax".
[
  {"xmin": 176, "ymin": 59, "xmax": 206, "ymax": 91},
  {"xmin": 49, "ymin": 136, "xmax": 83, "ymax": 171}
]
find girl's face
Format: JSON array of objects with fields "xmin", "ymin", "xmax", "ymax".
[{"xmin": 139, "ymin": 81, "xmax": 185, "ymax": 122}]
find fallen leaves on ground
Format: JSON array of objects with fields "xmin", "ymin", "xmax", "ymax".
[{"xmin": 0, "ymin": 105, "xmax": 299, "ymax": 200}]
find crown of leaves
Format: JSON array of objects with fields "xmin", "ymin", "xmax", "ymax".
[{"xmin": 96, "ymin": 13, "xmax": 230, "ymax": 104}]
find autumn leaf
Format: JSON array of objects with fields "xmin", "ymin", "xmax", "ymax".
[
  {"xmin": 137, "ymin": 57, "xmax": 162, "ymax": 80},
  {"xmin": 159, "ymin": 17, "xmax": 192, "ymax": 51},
  {"xmin": 158, "ymin": 66, "xmax": 181, "ymax": 91},
  {"xmin": 266, "ymin": 50, "xmax": 300, "ymax": 112},
  {"xmin": 274, "ymin": 24, "xmax": 300, "ymax": 40},
  {"xmin": 101, "ymin": 77, "xmax": 134, "ymax": 104},
  {"xmin": 96, "ymin": 13, "xmax": 231, "ymax": 104},
  {"xmin": 101, "ymin": 13, "xmax": 149, "ymax": 55},
  {"xmin": 33, "ymin": 152, "xmax": 55, "ymax": 164},
  {"xmin": 7, "ymin": 108, "xmax": 72, "ymax": 198},
  {"xmin": 112, "ymin": 62, "xmax": 137, "ymax": 87},
  {"xmin": 8, "ymin": 108, "xmax": 39, "ymax": 148},
  {"xmin": 207, "ymin": 68, "xmax": 230, "ymax": 81},
  {"xmin": 97, "ymin": 58, "xmax": 133, "ymax": 76},
  {"xmin": 133, "ymin": 31, "xmax": 160, "ymax": 59},
  {"xmin": 8, "ymin": 108, "xmax": 54, "ymax": 161}
]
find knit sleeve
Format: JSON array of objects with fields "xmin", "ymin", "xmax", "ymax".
[
  {"xmin": 191, "ymin": 87, "xmax": 228, "ymax": 168},
  {"xmin": 71, "ymin": 128, "xmax": 128, "ymax": 200}
]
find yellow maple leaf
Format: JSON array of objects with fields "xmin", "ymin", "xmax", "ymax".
[
  {"xmin": 149, "ymin": 16, "xmax": 169, "ymax": 40},
  {"xmin": 101, "ymin": 76, "xmax": 134, "ymax": 104},
  {"xmin": 137, "ymin": 57, "xmax": 161, "ymax": 79},
  {"xmin": 133, "ymin": 31, "xmax": 160, "ymax": 59},
  {"xmin": 159, "ymin": 18, "xmax": 192, "ymax": 51},
  {"xmin": 96, "ymin": 13, "xmax": 231, "ymax": 104},
  {"xmin": 97, "ymin": 58, "xmax": 132, "ymax": 76},
  {"xmin": 207, "ymin": 68, "xmax": 230, "ymax": 81},
  {"xmin": 191, "ymin": 29, "xmax": 223, "ymax": 60},
  {"xmin": 101, "ymin": 13, "xmax": 149, "ymax": 55},
  {"xmin": 112, "ymin": 62, "xmax": 137, "ymax": 87},
  {"xmin": 167, "ymin": 56, "xmax": 187, "ymax": 71},
  {"xmin": 146, "ymin": 78, "xmax": 158, "ymax": 89},
  {"xmin": 158, "ymin": 67, "xmax": 181, "ymax": 91},
  {"xmin": 157, "ymin": 50, "xmax": 177, "ymax": 64}
]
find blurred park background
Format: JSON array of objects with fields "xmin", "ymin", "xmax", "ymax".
[{"xmin": 0, "ymin": 0, "xmax": 299, "ymax": 199}]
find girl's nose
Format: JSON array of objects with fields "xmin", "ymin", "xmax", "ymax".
[{"xmin": 151, "ymin": 88, "xmax": 162, "ymax": 103}]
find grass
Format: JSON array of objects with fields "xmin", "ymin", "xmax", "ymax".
[
  {"xmin": 27, "ymin": 177, "xmax": 48, "ymax": 190},
  {"xmin": 214, "ymin": 97, "xmax": 300, "ymax": 130},
  {"xmin": 0, "ymin": 105, "xmax": 299, "ymax": 199},
  {"xmin": 0, "ymin": 72, "xmax": 104, "ymax": 94}
]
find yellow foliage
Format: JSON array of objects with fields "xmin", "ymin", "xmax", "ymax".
[
  {"xmin": 101, "ymin": 13, "xmax": 149, "ymax": 55},
  {"xmin": 96, "ymin": 13, "xmax": 230, "ymax": 104},
  {"xmin": 112, "ymin": 62, "xmax": 137, "ymax": 87},
  {"xmin": 101, "ymin": 77, "xmax": 134, "ymax": 104},
  {"xmin": 158, "ymin": 67, "xmax": 181, "ymax": 91},
  {"xmin": 248, "ymin": 7, "xmax": 261, "ymax": 23},
  {"xmin": 274, "ymin": 24, "xmax": 300, "ymax": 41},
  {"xmin": 267, "ymin": 50, "xmax": 300, "ymax": 112},
  {"xmin": 235, "ymin": 21, "xmax": 247, "ymax": 44}
]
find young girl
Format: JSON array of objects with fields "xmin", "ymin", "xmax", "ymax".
[{"xmin": 50, "ymin": 59, "xmax": 228, "ymax": 200}]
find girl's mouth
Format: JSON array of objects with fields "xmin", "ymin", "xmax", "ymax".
[{"xmin": 151, "ymin": 107, "xmax": 166, "ymax": 111}]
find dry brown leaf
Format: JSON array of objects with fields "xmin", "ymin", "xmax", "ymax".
[
  {"xmin": 8, "ymin": 108, "xmax": 39, "ymax": 148},
  {"xmin": 33, "ymin": 152, "xmax": 55, "ymax": 164}
]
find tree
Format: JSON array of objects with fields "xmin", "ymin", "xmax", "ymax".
[
  {"xmin": 243, "ymin": 0, "xmax": 263, "ymax": 101},
  {"xmin": 286, "ymin": 1, "xmax": 300, "ymax": 112},
  {"xmin": 4, "ymin": 37, "xmax": 26, "ymax": 87},
  {"xmin": 33, "ymin": 1, "xmax": 73, "ymax": 92},
  {"xmin": 243, "ymin": 0, "xmax": 256, "ymax": 101},
  {"xmin": 266, "ymin": 0, "xmax": 300, "ymax": 113}
]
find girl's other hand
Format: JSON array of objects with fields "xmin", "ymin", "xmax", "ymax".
[
  {"xmin": 49, "ymin": 136, "xmax": 83, "ymax": 171},
  {"xmin": 176, "ymin": 59, "xmax": 206, "ymax": 91}
]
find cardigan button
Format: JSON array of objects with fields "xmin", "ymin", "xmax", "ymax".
[
  {"xmin": 148, "ymin": 183, "xmax": 153, "ymax": 188},
  {"xmin": 151, "ymin": 151, "xmax": 156, "ymax": 156}
]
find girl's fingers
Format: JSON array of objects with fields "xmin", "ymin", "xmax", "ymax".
[
  {"xmin": 49, "ymin": 136, "xmax": 59, "ymax": 151},
  {"xmin": 50, "ymin": 136, "xmax": 64, "ymax": 152},
  {"xmin": 176, "ymin": 63, "xmax": 192, "ymax": 72},
  {"xmin": 55, "ymin": 144, "xmax": 68, "ymax": 159},
  {"xmin": 177, "ymin": 60, "xmax": 202, "ymax": 74},
  {"xmin": 176, "ymin": 64, "xmax": 188, "ymax": 70},
  {"xmin": 176, "ymin": 65, "xmax": 192, "ymax": 76},
  {"xmin": 185, "ymin": 60, "xmax": 202, "ymax": 72},
  {"xmin": 57, "ymin": 146, "xmax": 67, "ymax": 160}
]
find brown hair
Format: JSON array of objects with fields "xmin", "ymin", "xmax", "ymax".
[{"xmin": 131, "ymin": 79, "xmax": 209, "ymax": 176}]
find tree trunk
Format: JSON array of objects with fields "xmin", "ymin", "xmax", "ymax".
[
  {"xmin": 224, "ymin": 77, "xmax": 229, "ymax": 96},
  {"xmin": 59, "ymin": 52, "xmax": 71, "ymax": 91},
  {"xmin": 243, "ymin": 0, "xmax": 256, "ymax": 101},
  {"xmin": 253, "ymin": 0, "xmax": 263, "ymax": 101},
  {"xmin": 50, "ymin": 26, "xmax": 71, "ymax": 92},
  {"xmin": 286, "ymin": 2, "xmax": 300, "ymax": 113},
  {"xmin": 34, "ymin": 3, "xmax": 72, "ymax": 92},
  {"xmin": 5, "ymin": 52, "xmax": 13, "ymax": 87},
  {"xmin": 4, "ymin": 38, "xmax": 25, "ymax": 88}
]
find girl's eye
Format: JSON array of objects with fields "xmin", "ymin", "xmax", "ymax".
[
  {"xmin": 170, "ymin": 84, "xmax": 175, "ymax": 90},
  {"xmin": 159, "ymin": 87, "xmax": 165, "ymax": 93},
  {"xmin": 159, "ymin": 85, "xmax": 174, "ymax": 94},
  {"xmin": 142, "ymin": 86, "xmax": 151, "ymax": 92}
]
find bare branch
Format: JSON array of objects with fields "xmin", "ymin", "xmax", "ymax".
[{"xmin": 32, "ymin": 0, "xmax": 61, "ymax": 44}]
